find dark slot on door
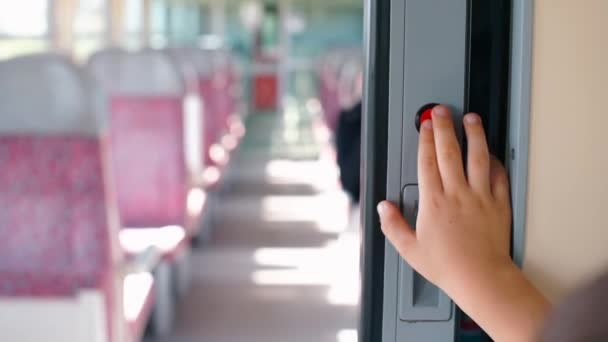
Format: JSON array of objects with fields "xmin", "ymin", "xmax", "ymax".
[
  {"xmin": 465, "ymin": 0, "xmax": 512, "ymax": 163},
  {"xmin": 460, "ymin": 0, "xmax": 512, "ymax": 340}
]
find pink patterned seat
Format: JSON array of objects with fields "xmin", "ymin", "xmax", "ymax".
[
  {"xmin": 165, "ymin": 48, "xmax": 218, "ymax": 177},
  {"xmin": 321, "ymin": 55, "xmax": 344, "ymax": 132},
  {"xmin": 0, "ymin": 136, "xmax": 112, "ymax": 296},
  {"xmin": 316, "ymin": 49, "xmax": 363, "ymax": 133},
  {"xmin": 224, "ymin": 55, "xmax": 246, "ymax": 141},
  {"xmin": 170, "ymin": 48, "xmax": 234, "ymax": 188},
  {"xmin": 88, "ymin": 51, "xmax": 197, "ymax": 324},
  {"xmin": 110, "ymin": 96, "xmax": 187, "ymax": 228},
  {"xmin": 0, "ymin": 54, "xmax": 154, "ymax": 342},
  {"xmin": 88, "ymin": 49, "xmax": 200, "ymax": 241},
  {"xmin": 212, "ymin": 50, "xmax": 244, "ymax": 152}
]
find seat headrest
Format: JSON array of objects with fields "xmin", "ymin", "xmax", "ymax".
[
  {"xmin": 339, "ymin": 56, "xmax": 364, "ymax": 80},
  {"xmin": 0, "ymin": 54, "xmax": 102, "ymax": 136},
  {"xmin": 164, "ymin": 48, "xmax": 201, "ymax": 87},
  {"xmin": 89, "ymin": 49, "xmax": 185, "ymax": 96},
  {"xmin": 167, "ymin": 47, "xmax": 214, "ymax": 76},
  {"xmin": 87, "ymin": 47, "xmax": 125, "ymax": 91}
]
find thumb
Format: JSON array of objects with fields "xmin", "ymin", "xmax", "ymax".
[{"xmin": 377, "ymin": 201, "xmax": 418, "ymax": 262}]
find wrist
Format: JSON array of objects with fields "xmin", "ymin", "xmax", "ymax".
[
  {"xmin": 443, "ymin": 255, "xmax": 515, "ymax": 298},
  {"xmin": 445, "ymin": 259, "xmax": 551, "ymax": 342}
]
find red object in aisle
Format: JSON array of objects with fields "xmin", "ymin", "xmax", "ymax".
[{"xmin": 253, "ymin": 74, "xmax": 277, "ymax": 111}]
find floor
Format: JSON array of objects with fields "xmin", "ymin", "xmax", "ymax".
[{"xmin": 151, "ymin": 111, "xmax": 360, "ymax": 342}]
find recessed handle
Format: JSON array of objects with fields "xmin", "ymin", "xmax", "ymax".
[{"xmin": 399, "ymin": 185, "xmax": 452, "ymax": 322}]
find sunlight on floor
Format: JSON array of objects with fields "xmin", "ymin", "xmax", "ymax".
[
  {"xmin": 264, "ymin": 159, "xmax": 339, "ymax": 191},
  {"xmin": 251, "ymin": 230, "xmax": 360, "ymax": 306},
  {"xmin": 260, "ymin": 192, "xmax": 350, "ymax": 233},
  {"xmin": 254, "ymin": 136, "xmax": 360, "ymax": 308},
  {"xmin": 262, "ymin": 157, "xmax": 349, "ymax": 234},
  {"xmin": 337, "ymin": 329, "xmax": 359, "ymax": 342}
]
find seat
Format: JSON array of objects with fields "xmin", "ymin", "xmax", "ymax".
[
  {"xmin": 317, "ymin": 51, "xmax": 343, "ymax": 132},
  {"xmin": 173, "ymin": 47, "xmax": 232, "ymax": 188},
  {"xmin": 224, "ymin": 53, "xmax": 246, "ymax": 141},
  {"xmin": 336, "ymin": 54, "xmax": 364, "ymax": 112},
  {"xmin": 0, "ymin": 53, "xmax": 154, "ymax": 342},
  {"xmin": 89, "ymin": 49, "xmax": 202, "ymax": 239},
  {"xmin": 165, "ymin": 47, "xmax": 216, "ymax": 187},
  {"xmin": 209, "ymin": 49, "xmax": 243, "ymax": 153},
  {"xmin": 88, "ymin": 49, "xmax": 198, "ymax": 333}
]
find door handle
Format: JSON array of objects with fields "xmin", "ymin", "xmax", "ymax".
[{"xmin": 399, "ymin": 185, "xmax": 452, "ymax": 321}]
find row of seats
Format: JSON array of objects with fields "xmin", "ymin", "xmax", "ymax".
[
  {"xmin": 0, "ymin": 47, "xmax": 244, "ymax": 342},
  {"xmin": 316, "ymin": 48, "xmax": 363, "ymax": 133}
]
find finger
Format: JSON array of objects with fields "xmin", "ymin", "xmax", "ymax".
[
  {"xmin": 490, "ymin": 156, "xmax": 511, "ymax": 208},
  {"xmin": 418, "ymin": 119, "xmax": 443, "ymax": 194},
  {"xmin": 378, "ymin": 201, "xmax": 419, "ymax": 262},
  {"xmin": 431, "ymin": 105, "xmax": 467, "ymax": 191},
  {"xmin": 463, "ymin": 113, "xmax": 491, "ymax": 195}
]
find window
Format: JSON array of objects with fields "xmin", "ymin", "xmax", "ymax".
[
  {"xmin": 124, "ymin": 0, "xmax": 144, "ymax": 49},
  {"xmin": 168, "ymin": 2, "xmax": 206, "ymax": 46},
  {"xmin": 73, "ymin": 0, "xmax": 108, "ymax": 60},
  {"xmin": 150, "ymin": 0, "xmax": 169, "ymax": 48},
  {"xmin": 0, "ymin": 0, "xmax": 49, "ymax": 59}
]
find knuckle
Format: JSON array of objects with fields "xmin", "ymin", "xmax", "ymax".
[
  {"xmin": 470, "ymin": 155, "xmax": 489, "ymax": 171},
  {"xmin": 439, "ymin": 147, "xmax": 460, "ymax": 163},
  {"xmin": 428, "ymin": 194, "xmax": 443, "ymax": 211},
  {"xmin": 420, "ymin": 155, "xmax": 437, "ymax": 170}
]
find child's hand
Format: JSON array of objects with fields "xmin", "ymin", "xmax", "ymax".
[
  {"xmin": 378, "ymin": 104, "xmax": 512, "ymax": 290},
  {"xmin": 378, "ymin": 105, "xmax": 550, "ymax": 342}
]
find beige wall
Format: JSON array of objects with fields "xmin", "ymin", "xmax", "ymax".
[{"xmin": 523, "ymin": 0, "xmax": 608, "ymax": 302}]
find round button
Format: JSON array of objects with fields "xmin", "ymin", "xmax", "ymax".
[{"xmin": 415, "ymin": 103, "xmax": 439, "ymax": 132}]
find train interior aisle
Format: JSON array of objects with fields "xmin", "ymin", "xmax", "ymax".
[
  {"xmin": 4, "ymin": 1, "xmax": 608, "ymax": 342},
  {"xmin": 152, "ymin": 110, "xmax": 359, "ymax": 342},
  {"xmin": 0, "ymin": 1, "xmax": 365, "ymax": 341}
]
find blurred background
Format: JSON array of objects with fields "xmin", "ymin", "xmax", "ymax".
[{"xmin": 0, "ymin": 1, "xmax": 364, "ymax": 342}]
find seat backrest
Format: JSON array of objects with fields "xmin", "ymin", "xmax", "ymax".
[
  {"xmin": 89, "ymin": 49, "xmax": 188, "ymax": 227},
  {"xmin": 0, "ymin": 54, "xmax": 115, "ymax": 296},
  {"xmin": 317, "ymin": 48, "xmax": 363, "ymax": 131},
  {"xmin": 209, "ymin": 49, "xmax": 232, "ymax": 131},
  {"xmin": 181, "ymin": 48, "xmax": 226, "ymax": 166},
  {"xmin": 164, "ymin": 48, "xmax": 205, "ymax": 180},
  {"xmin": 337, "ymin": 54, "xmax": 364, "ymax": 110},
  {"xmin": 165, "ymin": 48, "xmax": 201, "ymax": 95},
  {"xmin": 319, "ymin": 51, "xmax": 345, "ymax": 131},
  {"xmin": 224, "ymin": 54, "xmax": 240, "ymax": 119}
]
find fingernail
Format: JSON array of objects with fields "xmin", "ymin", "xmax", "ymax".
[
  {"xmin": 464, "ymin": 113, "xmax": 480, "ymax": 124},
  {"xmin": 377, "ymin": 202, "xmax": 387, "ymax": 215},
  {"xmin": 432, "ymin": 105, "xmax": 449, "ymax": 117},
  {"xmin": 421, "ymin": 119, "xmax": 433, "ymax": 130}
]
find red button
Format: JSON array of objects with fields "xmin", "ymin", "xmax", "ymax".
[
  {"xmin": 420, "ymin": 108, "xmax": 433, "ymax": 126},
  {"xmin": 415, "ymin": 103, "xmax": 439, "ymax": 132}
]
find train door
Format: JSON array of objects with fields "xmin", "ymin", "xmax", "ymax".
[{"xmin": 360, "ymin": 0, "xmax": 532, "ymax": 340}]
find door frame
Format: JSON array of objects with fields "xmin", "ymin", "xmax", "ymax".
[{"xmin": 359, "ymin": 0, "xmax": 534, "ymax": 341}]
